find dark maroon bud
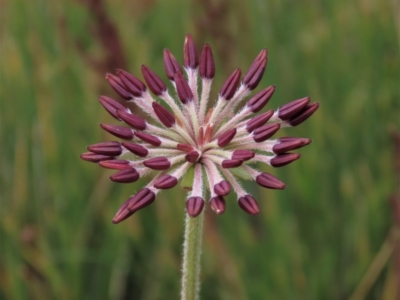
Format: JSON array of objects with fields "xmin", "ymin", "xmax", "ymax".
[
  {"xmin": 222, "ymin": 159, "xmax": 243, "ymax": 169},
  {"xmin": 289, "ymin": 102, "xmax": 319, "ymax": 126},
  {"xmin": 185, "ymin": 151, "xmax": 200, "ymax": 163},
  {"xmin": 247, "ymin": 86, "xmax": 275, "ymax": 112},
  {"xmin": 253, "ymin": 123, "xmax": 280, "ymax": 142},
  {"xmin": 100, "ymin": 124, "xmax": 134, "ymax": 140},
  {"xmin": 177, "ymin": 144, "xmax": 194, "ymax": 152},
  {"xmin": 116, "ymin": 69, "xmax": 146, "ymax": 97},
  {"xmin": 270, "ymin": 153, "xmax": 301, "ymax": 167},
  {"xmin": 184, "ymin": 33, "xmax": 199, "ymax": 69},
  {"xmin": 174, "ymin": 72, "xmax": 193, "ymax": 104},
  {"xmin": 105, "ymin": 73, "xmax": 131, "ymax": 100},
  {"xmin": 214, "ymin": 180, "xmax": 231, "ymax": 196},
  {"xmin": 186, "ymin": 196, "xmax": 204, "ymax": 217},
  {"xmin": 238, "ymin": 195, "xmax": 260, "ymax": 215},
  {"xmin": 121, "ymin": 142, "xmax": 149, "ymax": 157},
  {"xmin": 116, "ymin": 110, "xmax": 147, "ymax": 131},
  {"xmin": 154, "ymin": 174, "xmax": 178, "ymax": 189},
  {"xmin": 278, "ymin": 137, "xmax": 312, "ymax": 146},
  {"xmin": 143, "ymin": 156, "xmax": 171, "ymax": 170},
  {"xmin": 152, "ymin": 102, "xmax": 175, "ymax": 128},
  {"xmin": 110, "ymin": 168, "xmax": 140, "ymax": 183},
  {"xmin": 141, "ymin": 65, "xmax": 167, "ymax": 96},
  {"xmin": 256, "ymin": 172, "xmax": 286, "ymax": 189},
  {"xmin": 272, "ymin": 140, "xmax": 304, "ymax": 154},
  {"xmin": 80, "ymin": 152, "xmax": 114, "ymax": 163},
  {"xmin": 199, "ymin": 43, "xmax": 215, "ymax": 79},
  {"xmin": 218, "ymin": 128, "xmax": 237, "ymax": 147},
  {"xmin": 112, "ymin": 198, "xmax": 134, "ymax": 224},
  {"xmin": 99, "ymin": 160, "xmax": 130, "ymax": 170},
  {"xmin": 278, "ymin": 97, "xmax": 310, "ymax": 120},
  {"xmin": 127, "ymin": 188, "xmax": 156, "ymax": 212},
  {"xmin": 99, "ymin": 96, "xmax": 127, "ymax": 120},
  {"xmin": 246, "ymin": 110, "xmax": 274, "ymax": 133},
  {"xmin": 243, "ymin": 57, "xmax": 267, "ymax": 91},
  {"xmin": 163, "ymin": 49, "xmax": 182, "ymax": 80},
  {"xmin": 210, "ymin": 196, "xmax": 226, "ymax": 215},
  {"xmin": 87, "ymin": 141, "xmax": 122, "ymax": 156},
  {"xmin": 134, "ymin": 131, "xmax": 162, "ymax": 147},
  {"xmin": 112, "ymin": 188, "xmax": 156, "ymax": 223},
  {"xmin": 220, "ymin": 69, "xmax": 241, "ymax": 100},
  {"xmin": 232, "ymin": 150, "xmax": 255, "ymax": 161}
]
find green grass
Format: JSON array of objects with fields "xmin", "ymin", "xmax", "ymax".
[{"xmin": 1, "ymin": 0, "xmax": 399, "ymax": 299}]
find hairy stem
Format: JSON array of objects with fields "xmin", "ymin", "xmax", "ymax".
[{"xmin": 181, "ymin": 211, "xmax": 204, "ymax": 300}]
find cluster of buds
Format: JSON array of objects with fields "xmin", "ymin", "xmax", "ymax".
[{"xmin": 81, "ymin": 34, "xmax": 319, "ymax": 223}]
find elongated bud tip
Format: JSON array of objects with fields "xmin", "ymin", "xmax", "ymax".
[
  {"xmin": 289, "ymin": 102, "xmax": 319, "ymax": 126},
  {"xmin": 152, "ymin": 102, "xmax": 176, "ymax": 128},
  {"xmin": 141, "ymin": 65, "xmax": 167, "ymax": 96},
  {"xmin": 100, "ymin": 124, "xmax": 134, "ymax": 140},
  {"xmin": 210, "ymin": 196, "xmax": 226, "ymax": 214},
  {"xmin": 99, "ymin": 160, "xmax": 130, "ymax": 170},
  {"xmin": 143, "ymin": 156, "xmax": 171, "ymax": 170},
  {"xmin": 238, "ymin": 195, "xmax": 260, "ymax": 215},
  {"xmin": 116, "ymin": 110, "xmax": 147, "ymax": 131},
  {"xmin": 247, "ymin": 86, "xmax": 275, "ymax": 113},
  {"xmin": 232, "ymin": 150, "xmax": 255, "ymax": 161},
  {"xmin": 105, "ymin": 73, "xmax": 131, "ymax": 100},
  {"xmin": 243, "ymin": 49, "xmax": 268, "ymax": 90},
  {"xmin": 221, "ymin": 159, "xmax": 243, "ymax": 169},
  {"xmin": 163, "ymin": 48, "xmax": 182, "ymax": 80},
  {"xmin": 116, "ymin": 69, "xmax": 146, "ymax": 97},
  {"xmin": 184, "ymin": 33, "xmax": 199, "ymax": 69},
  {"xmin": 220, "ymin": 69, "xmax": 241, "ymax": 100},
  {"xmin": 246, "ymin": 110, "xmax": 274, "ymax": 133},
  {"xmin": 80, "ymin": 152, "xmax": 114, "ymax": 163},
  {"xmin": 110, "ymin": 168, "xmax": 140, "ymax": 183},
  {"xmin": 186, "ymin": 196, "xmax": 204, "ymax": 217},
  {"xmin": 256, "ymin": 172, "xmax": 286, "ymax": 189},
  {"xmin": 253, "ymin": 123, "xmax": 281, "ymax": 143},
  {"xmin": 217, "ymin": 128, "xmax": 237, "ymax": 147},
  {"xmin": 174, "ymin": 72, "xmax": 193, "ymax": 104},
  {"xmin": 121, "ymin": 142, "xmax": 149, "ymax": 157},
  {"xmin": 278, "ymin": 97, "xmax": 310, "ymax": 120},
  {"xmin": 98, "ymin": 96, "xmax": 127, "ymax": 120},
  {"xmin": 87, "ymin": 141, "xmax": 122, "ymax": 156},
  {"xmin": 270, "ymin": 153, "xmax": 301, "ymax": 167},
  {"xmin": 154, "ymin": 174, "xmax": 178, "ymax": 189},
  {"xmin": 199, "ymin": 43, "xmax": 215, "ymax": 79},
  {"xmin": 214, "ymin": 180, "xmax": 231, "ymax": 196},
  {"xmin": 185, "ymin": 151, "xmax": 200, "ymax": 163}
]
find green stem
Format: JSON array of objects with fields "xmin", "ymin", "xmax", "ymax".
[{"xmin": 181, "ymin": 211, "xmax": 205, "ymax": 300}]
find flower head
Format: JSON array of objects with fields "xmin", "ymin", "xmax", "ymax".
[{"xmin": 81, "ymin": 34, "xmax": 319, "ymax": 223}]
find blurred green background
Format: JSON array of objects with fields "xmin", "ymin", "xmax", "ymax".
[{"xmin": 1, "ymin": 0, "xmax": 399, "ymax": 299}]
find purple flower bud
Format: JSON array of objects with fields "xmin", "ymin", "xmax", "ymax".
[
  {"xmin": 214, "ymin": 180, "xmax": 231, "ymax": 196},
  {"xmin": 99, "ymin": 160, "xmax": 130, "ymax": 170},
  {"xmin": 246, "ymin": 110, "xmax": 274, "ymax": 133},
  {"xmin": 278, "ymin": 137, "xmax": 312, "ymax": 145},
  {"xmin": 210, "ymin": 196, "xmax": 226, "ymax": 214},
  {"xmin": 243, "ymin": 49, "xmax": 268, "ymax": 90},
  {"xmin": 186, "ymin": 196, "xmax": 204, "ymax": 217},
  {"xmin": 143, "ymin": 156, "xmax": 171, "ymax": 170},
  {"xmin": 238, "ymin": 195, "xmax": 260, "ymax": 215},
  {"xmin": 174, "ymin": 72, "xmax": 193, "ymax": 104},
  {"xmin": 270, "ymin": 153, "xmax": 301, "ymax": 167},
  {"xmin": 116, "ymin": 110, "xmax": 147, "ymax": 131},
  {"xmin": 177, "ymin": 143, "xmax": 195, "ymax": 152},
  {"xmin": 87, "ymin": 141, "xmax": 122, "ymax": 156},
  {"xmin": 217, "ymin": 128, "xmax": 237, "ymax": 147},
  {"xmin": 105, "ymin": 73, "xmax": 131, "ymax": 100},
  {"xmin": 256, "ymin": 172, "xmax": 286, "ymax": 189},
  {"xmin": 154, "ymin": 174, "xmax": 178, "ymax": 189},
  {"xmin": 199, "ymin": 43, "xmax": 215, "ymax": 79},
  {"xmin": 134, "ymin": 131, "xmax": 162, "ymax": 147},
  {"xmin": 253, "ymin": 123, "xmax": 280, "ymax": 142},
  {"xmin": 184, "ymin": 33, "xmax": 199, "ymax": 69},
  {"xmin": 100, "ymin": 124, "xmax": 134, "ymax": 140},
  {"xmin": 141, "ymin": 65, "xmax": 167, "ymax": 96},
  {"xmin": 80, "ymin": 152, "xmax": 114, "ymax": 163},
  {"xmin": 110, "ymin": 168, "xmax": 140, "ymax": 183},
  {"xmin": 273, "ymin": 139, "xmax": 305, "ymax": 154},
  {"xmin": 231, "ymin": 150, "xmax": 255, "ymax": 161},
  {"xmin": 247, "ymin": 86, "xmax": 275, "ymax": 113},
  {"xmin": 278, "ymin": 97, "xmax": 310, "ymax": 120},
  {"xmin": 289, "ymin": 102, "xmax": 319, "ymax": 126},
  {"xmin": 98, "ymin": 96, "xmax": 127, "ymax": 120},
  {"xmin": 152, "ymin": 102, "xmax": 175, "ymax": 128},
  {"xmin": 121, "ymin": 142, "xmax": 149, "ymax": 157},
  {"xmin": 221, "ymin": 159, "xmax": 243, "ymax": 169},
  {"xmin": 220, "ymin": 69, "xmax": 241, "ymax": 100},
  {"xmin": 185, "ymin": 151, "xmax": 200, "ymax": 163},
  {"xmin": 112, "ymin": 188, "xmax": 156, "ymax": 223},
  {"xmin": 116, "ymin": 69, "xmax": 146, "ymax": 97},
  {"xmin": 163, "ymin": 49, "xmax": 182, "ymax": 80}
]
